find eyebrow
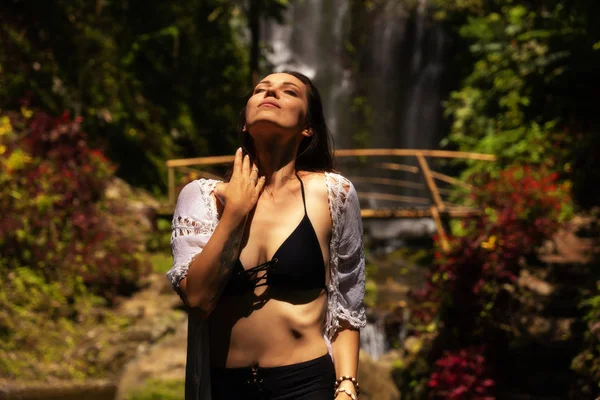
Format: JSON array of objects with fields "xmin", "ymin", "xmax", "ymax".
[{"xmin": 256, "ymin": 80, "xmax": 301, "ymax": 89}]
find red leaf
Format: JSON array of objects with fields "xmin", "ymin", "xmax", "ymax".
[{"xmin": 428, "ymin": 379, "xmax": 439, "ymax": 388}]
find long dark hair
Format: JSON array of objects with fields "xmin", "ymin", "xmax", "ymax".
[{"xmin": 238, "ymin": 70, "xmax": 335, "ymax": 172}]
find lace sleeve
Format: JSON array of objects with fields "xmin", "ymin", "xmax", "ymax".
[
  {"xmin": 335, "ymin": 181, "xmax": 367, "ymax": 329},
  {"xmin": 167, "ymin": 179, "xmax": 218, "ymax": 296}
]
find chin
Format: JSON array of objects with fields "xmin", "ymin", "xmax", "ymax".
[{"xmin": 248, "ymin": 119, "xmax": 288, "ymax": 134}]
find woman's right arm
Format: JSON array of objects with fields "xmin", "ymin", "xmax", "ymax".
[
  {"xmin": 171, "ymin": 148, "xmax": 264, "ymax": 316},
  {"xmin": 179, "ymin": 202, "xmax": 247, "ymax": 312}
]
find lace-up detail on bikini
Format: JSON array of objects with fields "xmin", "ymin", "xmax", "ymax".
[
  {"xmin": 226, "ymin": 258, "xmax": 278, "ymax": 293},
  {"xmin": 222, "ymin": 174, "xmax": 327, "ymax": 296}
]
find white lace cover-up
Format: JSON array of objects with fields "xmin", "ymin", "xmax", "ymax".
[{"xmin": 167, "ymin": 172, "xmax": 367, "ymax": 400}]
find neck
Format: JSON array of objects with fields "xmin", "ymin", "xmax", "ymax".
[{"xmin": 253, "ymin": 138, "xmax": 299, "ymax": 191}]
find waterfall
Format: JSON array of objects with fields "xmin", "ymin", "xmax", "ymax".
[
  {"xmin": 401, "ymin": 0, "xmax": 446, "ymax": 150},
  {"xmin": 261, "ymin": 0, "xmax": 351, "ymax": 143},
  {"xmin": 360, "ymin": 319, "xmax": 387, "ymax": 360},
  {"xmin": 261, "ymin": 0, "xmax": 447, "ymax": 151},
  {"xmin": 359, "ymin": 308, "xmax": 411, "ymax": 360}
]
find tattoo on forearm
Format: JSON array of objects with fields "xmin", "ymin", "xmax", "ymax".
[{"xmin": 209, "ymin": 223, "xmax": 245, "ymax": 303}]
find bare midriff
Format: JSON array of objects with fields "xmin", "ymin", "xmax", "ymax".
[
  {"xmin": 208, "ymin": 175, "xmax": 332, "ymax": 368},
  {"xmin": 207, "ymin": 288, "xmax": 328, "ymax": 368}
]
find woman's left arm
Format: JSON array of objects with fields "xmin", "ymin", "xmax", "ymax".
[
  {"xmin": 332, "ymin": 326, "xmax": 360, "ymax": 397},
  {"xmin": 330, "ymin": 180, "xmax": 367, "ymax": 398}
]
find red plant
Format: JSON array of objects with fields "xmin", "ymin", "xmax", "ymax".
[
  {"xmin": 428, "ymin": 346, "xmax": 495, "ymax": 399},
  {"xmin": 0, "ymin": 109, "xmax": 150, "ymax": 302},
  {"xmin": 405, "ymin": 165, "xmax": 572, "ymax": 397},
  {"xmin": 410, "ymin": 165, "xmax": 570, "ymax": 326}
]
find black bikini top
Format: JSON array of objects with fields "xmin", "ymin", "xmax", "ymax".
[{"xmin": 222, "ymin": 174, "xmax": 326, "ymax": 295}]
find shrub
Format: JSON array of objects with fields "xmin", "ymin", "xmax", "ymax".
[
  {"xmin": 0, "ymin": 108, "xmax": 150, "ymax": 299},
  {"xmin": 399, "ymin": 164, "xmax": 572, "ymax": 398},
  {"xmin": 428, "ymin": 347, "xmax": 494, "ymax": 400},
  {"xmin": 0, "ymin": 108, "xmax": 151, "ymax": 378}
]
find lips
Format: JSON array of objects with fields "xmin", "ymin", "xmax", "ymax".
[{"xmin": 259, "ymin": 100, "xmax": 280, "ymax": 108}]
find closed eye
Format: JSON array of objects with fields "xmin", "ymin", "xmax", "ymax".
[{"xmin": 285, "ymin": 90, "xmax": 297, "ymax": 96}]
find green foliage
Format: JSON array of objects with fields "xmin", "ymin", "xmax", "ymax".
[
  {"xmin": 126, "ymin": 379, "xmax": 185, "ymax": 400},
  {"xmin": 0, "ymin": 265, "xmax": 111, "ymax": 380},
  {"xmin": 146, "ymin": 217, "xmax": 172, "ymax": 254},
  {"xmin": 0, "ymin": 108, "xmax": 148, "ymax": 378},
  {"xmin": 442, "ymin": 4, "xmax": 571, "ymax": 174},
  {"xmin": 364, "ymin": 251, "xmax": 379, "ymax": 308},
  {"xmin": 364, "ymin": 279, "xmax": 378, "ymax": 308},
  {"xmin": 436, "ymin": 0, "xmax": 600, "ymax": 209},
  {"xmin": 150, "ymin": 252, "xmax": 174, "ymax": 275},
  {"xmin": 0, "ymin": 0, "xmax": 252, "ymax": 190}
]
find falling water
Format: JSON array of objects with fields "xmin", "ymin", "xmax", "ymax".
[
  {"xmin": 401, "ymin": 0, "xmax": 446, "ymax": 150},
  {"xmin": 261, "ymin": 0, "xmax": 352, "ymax": 141},
  {"xmin": 359, "ymin": 308, "xmax": 411, "ymax": 360},
  {"xmin": 261, "ymin": 0, "xmax": 447, "ymax": 151},
  {"xmin": 360, "ymin": 320, "xmax": 387, "ymax": 360}
]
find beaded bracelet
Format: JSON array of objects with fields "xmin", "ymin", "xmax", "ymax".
[
  {"xmin": 335, "ymin": 387, "xmax": 357, "ymax": 400},
  {"xmin": 335, "ymin": 375, "xmax": 360, "ymax": 395}
]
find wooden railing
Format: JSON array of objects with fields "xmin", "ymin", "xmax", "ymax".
[{"xmin": 165, "ymin": 149, "xmax": 496, "ymax": 251}]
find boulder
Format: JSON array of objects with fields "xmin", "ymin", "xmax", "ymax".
[{"xmin": 358, "ymin": 350, "xmax": 401, "ymax": 400}]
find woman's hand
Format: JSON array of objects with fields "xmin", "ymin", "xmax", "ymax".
[{"xmin": 217, "ymin": 147, "xmax": 265, "ymax": 217}]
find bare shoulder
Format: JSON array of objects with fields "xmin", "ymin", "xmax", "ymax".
[{"xmin": 298, "ymin": 171, "xmax": 329, "ymax": 198}]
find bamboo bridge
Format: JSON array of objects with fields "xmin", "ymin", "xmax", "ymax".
[{"xmin": 164, "ymin": 149, "xmax": 496, "ymax": 252}]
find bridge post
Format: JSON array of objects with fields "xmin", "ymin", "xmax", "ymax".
[
  {"xmin": 416, "ymin": 153, "xmax": 450, "ymax": 252},
  {"xmin": 168, "ymin": 166, "xmax": 175, "ymax": 207}
]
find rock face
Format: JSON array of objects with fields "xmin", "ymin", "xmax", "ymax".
[
  {"xmin": 0, "ymin": 273, "xmax": 184, "ymax": 399},
  {"xmin": 113, "ymin": 274, "xmax": 187, "ymax": 399},
  {"xmin": 358, "ymin": 350, "xmax": 401, "ymax": 400},
  {"xmin": 491, "ymin": 214, "xmax": 600, "ymax": 398},
  {"xmin": 104, "ymin": 177, "xmax": 161, "ymax": 250},
  {"xmin": 115, "ymin": 319, "xmax": 187, "ymax": 400}
]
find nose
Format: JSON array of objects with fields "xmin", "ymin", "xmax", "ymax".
[{"xmin": 264, "ymin": 86, "xmax": 279, "ymax": 99}]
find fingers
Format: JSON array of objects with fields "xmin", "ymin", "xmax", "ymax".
[
  {"xmin": 250, "ymin": 162, "xmax": 259, "ymax": 179},
  {"xmin": 242, "ymin": 152, "xmax": 250, "ymax": 176},
  {"xmin": 254, "ymin": 176, "xmax": 266, "ymax": 193},
  {"xmin": 233, "ymin": 147, "xmax": 242, "ymax": 176}
]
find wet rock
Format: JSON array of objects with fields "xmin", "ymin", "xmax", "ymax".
[
  {"xmin": 115, "ymin": 319, "xmax": 187, "ymax": 400},
  {"xmin": 517, "ymin": 315, "xmax": 575, "ymax": 342},
  {"xmin": 358, "ymin": 350, "xmax": 401, "ymax": 400},
  {"xmin": 518, "ymin": 270, "xmax": 554, "ymax": 296},
  {"xmin": 104, "ymin": 177, "xmax": 161, "ymax": 247}
]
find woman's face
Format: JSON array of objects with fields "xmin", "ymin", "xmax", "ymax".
[{"xmin": 245, "ymin": 73, "xmax": 309, "ymax": 138}]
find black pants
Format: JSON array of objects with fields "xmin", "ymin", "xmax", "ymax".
[{"xmin": 211, "ymin": 354, "xmax": 336, "ymax": 400}]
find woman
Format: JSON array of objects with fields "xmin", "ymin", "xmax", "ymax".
[{"xmin": 168, "ymin": 71, "xmax": 366, "ymax": 400}]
